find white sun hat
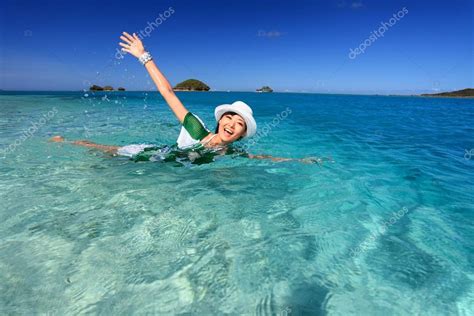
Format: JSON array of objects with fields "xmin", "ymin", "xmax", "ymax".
[{"xmin": 214, "ymin": 101, "xmax": 257, "ymax": 138}]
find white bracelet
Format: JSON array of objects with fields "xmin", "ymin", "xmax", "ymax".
[{"xmin": 138, "ymin": 52, "xmax": 153, "ymax": 65}]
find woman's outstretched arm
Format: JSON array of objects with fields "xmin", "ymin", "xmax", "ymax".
[
  {"xmin": 248, "ymin": 154, "xmax": 293, "ymax": 162},
  {"xmin": 49, "ymin": 136, "xmax": 119, "ymax": 154},
  {"xmin": 248, "ymin": 154, "xmax": 332, "ymax": 165},
  {"xmin": 119, "ymin": 32, "xmax": 188, "ymax": 123}
]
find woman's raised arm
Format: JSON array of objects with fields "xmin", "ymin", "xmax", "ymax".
[{"xmin": 119, "ymin": 32, "xmax": 188, "ymax": 123}]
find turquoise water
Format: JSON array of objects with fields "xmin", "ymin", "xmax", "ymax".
[{"xmin": 1, "ymin": 91, "xmax": 473, "ymax": 315}]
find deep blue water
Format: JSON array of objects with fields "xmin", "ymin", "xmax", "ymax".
[{"xmin": 0, "ymin": 91, "xmax": 473, "ymax": 315}]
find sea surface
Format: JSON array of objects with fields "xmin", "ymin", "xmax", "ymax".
[{"xmin": 0, "ymin": 91, "xmax": 473, "ymax": 315}]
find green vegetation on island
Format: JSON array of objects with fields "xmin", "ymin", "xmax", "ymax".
[
  {"xmin": 421, "ymin": 88, "xmax": 474, "ymax": 98},
  {"xmin": 173, "ymin": 79, "xmax": 210, "ymax": 91},
  {"xmin": 256, "ymin": 86, "xmax": 273, "ymax": 93},
  {"xmin": 89, "ymin": 85, "xmax": 126, "ymax": 91}
]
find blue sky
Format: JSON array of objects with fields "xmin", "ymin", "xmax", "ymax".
[{"xmin": 0, "ymin": 0, "xmax": 472, "ymax": 94}]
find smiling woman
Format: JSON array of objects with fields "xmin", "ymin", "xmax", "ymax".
[{"xmin": 49, "ymin": 32, "xmax": 320, "ymax": 165}]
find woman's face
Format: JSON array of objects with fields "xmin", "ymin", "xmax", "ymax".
[{"xmin": 217, "ymin": 112, "xmax": 247, "ymax": 143}]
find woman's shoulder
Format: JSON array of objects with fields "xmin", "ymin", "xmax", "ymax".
[{"xmin": 179, "ymin": 112, "xmax": 210, "ymax": 145}]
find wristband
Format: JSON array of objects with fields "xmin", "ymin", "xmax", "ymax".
[{"xmin": 139, "ymin": 52, "xmax": 153, "ymax": 65}]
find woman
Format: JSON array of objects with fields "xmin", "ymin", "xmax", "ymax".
[{"xmin": 51, "ymin": 32, "xmax": 320, "ymax": 165}]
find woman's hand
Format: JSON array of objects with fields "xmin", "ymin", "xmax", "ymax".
[
  {"xmin": 119, "ymin": 32, "xmax": 145, "ymax": 58},
  {"xmin": 300, "ymin": 157, "xmax": 321, "ymax": 164}
]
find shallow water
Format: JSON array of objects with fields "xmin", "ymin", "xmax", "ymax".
[{"xmin": 0, "ymin": 91, "xmax": 473, "ymax": 315}]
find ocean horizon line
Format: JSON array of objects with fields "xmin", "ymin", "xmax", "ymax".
[{"xmin": 0, "ymin": 89, "xmax": 442, "ymax": 97}]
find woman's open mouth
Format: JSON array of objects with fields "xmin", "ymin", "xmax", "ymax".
[{"xmin": 223, "ymin": 127, "xmax": 234, "ymax": 137}]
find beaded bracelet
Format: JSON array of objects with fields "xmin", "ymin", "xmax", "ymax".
[{"xmin": 139, "ymin": 52, "xmax": 153, "ymax": 65}]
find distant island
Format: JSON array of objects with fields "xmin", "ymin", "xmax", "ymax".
[
  {"xmin": 173, "ymin": 79, "xmax": 210, "ymax": 91},
  {"xmin": 421, "ymin": 88, "xmax": 474, "ymax": 98},
  {"xmin": 89, "ymin": 85, "xmax": 126, "ymax": 91},
  {"xmin": 256, "ymin": 86, "xmax": 273, "ymax": 93}
]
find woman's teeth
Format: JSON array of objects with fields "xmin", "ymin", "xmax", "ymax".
[{"xmin": 224, "ymin": 128, "xmax": 233, "ymax": 135}]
